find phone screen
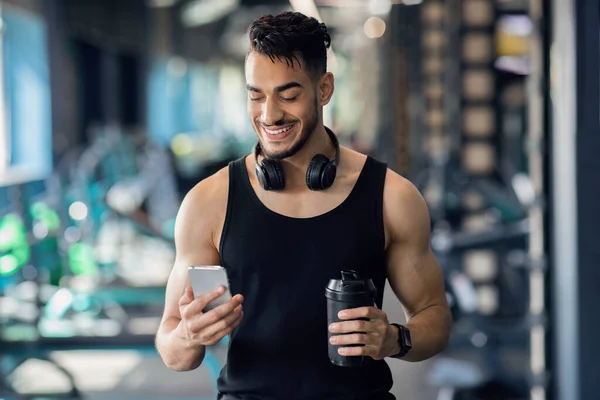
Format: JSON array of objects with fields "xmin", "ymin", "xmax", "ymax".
[{"xmin": 188, "ymin": 266, "xmax": 232, "ymax": 311}]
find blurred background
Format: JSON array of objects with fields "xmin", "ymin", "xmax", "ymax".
[{"xmin": 0, "ymin": 0, "xmax": 595, "ymax": 399}]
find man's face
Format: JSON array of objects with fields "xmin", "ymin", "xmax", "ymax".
[{"xmin": 245, "ymin": 52, "xmax": 319, "ymax": 160}]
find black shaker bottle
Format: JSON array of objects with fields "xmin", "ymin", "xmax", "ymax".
[{"xmin": 325, "ymin": 270, "xmax": 377, "ymax": 367}]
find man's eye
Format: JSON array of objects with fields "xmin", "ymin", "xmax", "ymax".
[
  {"xmin": 282, "ymin": 96, "xmax": 297, "ymax": 102},
  {"xmin": 250, "ymin": 97, "xmax": 263, "ymax": 102}
]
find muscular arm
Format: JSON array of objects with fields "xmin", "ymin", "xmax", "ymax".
[
  {"xmin": 384, "ymin": 171, "xmax": 452, "ymax": 362},
  {"xmin": 155, "ymin": 169, "xmax": 228, "ymax": 371}
]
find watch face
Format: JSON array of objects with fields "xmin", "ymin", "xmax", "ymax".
[{"xmin": 402, "ymin": 328, "xmax": 412, "ymax": 348}]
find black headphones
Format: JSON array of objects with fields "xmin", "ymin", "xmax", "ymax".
[{"xmin": 254, "ymin": 127, "xmax": 340, "ymax": 191}]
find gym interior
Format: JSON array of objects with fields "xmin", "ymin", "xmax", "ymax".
[{"xmin": 0, "ymin": 0, "xmax": 597, "ymax": 399}]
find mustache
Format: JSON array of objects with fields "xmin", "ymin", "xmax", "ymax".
[{"xmin": 256, "ymin": 120, "xmax": 297, "ymax": 128}]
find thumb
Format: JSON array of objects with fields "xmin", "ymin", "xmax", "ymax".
[{"xmin": 179, "ymin": 286, "xmax": 194, "ymax": 307}]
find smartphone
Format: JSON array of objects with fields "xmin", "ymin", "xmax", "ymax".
[{"xmin": 188, "ymin": 265, "xmax": 232, "ymax": 312}]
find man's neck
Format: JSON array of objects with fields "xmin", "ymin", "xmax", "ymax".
[{"xmin": 279, "ymin": 124, "xmax": 336, "ymax": 190}]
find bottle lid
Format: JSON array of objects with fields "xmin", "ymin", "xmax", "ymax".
[{"xmin": 325, "ymin": 270, "xmax": 377, "ymax": 301}]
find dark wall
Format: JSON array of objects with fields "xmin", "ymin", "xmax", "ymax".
[
  {"xmin": 575, "ymin": 0, "xmax": 600, "ymax": 399},
  {"xmin": 43, "ymin": 0, "xmax": 150, "ymax": 149}
]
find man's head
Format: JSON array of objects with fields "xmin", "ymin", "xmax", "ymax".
[{"xmin": 245, "ymin": 11, "xmax": 334, "ymax": 160}]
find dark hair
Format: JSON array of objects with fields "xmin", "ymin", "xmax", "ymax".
[{"xmin": 248, "ymin": 11, "xmax": 331, "ymax": 78}]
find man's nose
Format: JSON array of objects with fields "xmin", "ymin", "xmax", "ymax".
[{"xmin": 261, "ymin": 98, "xmax": 284, "ymax": 126}]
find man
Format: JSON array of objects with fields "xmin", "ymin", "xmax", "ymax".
[{"xmin": 155, "ymin": 11, "xmax": 452, "ymax": 400}]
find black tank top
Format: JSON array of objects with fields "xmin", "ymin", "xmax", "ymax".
[{"xmin": 216, "ymin": 155, "xmax": 394, "ymax": 400}]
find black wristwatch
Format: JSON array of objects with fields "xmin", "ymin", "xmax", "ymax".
[{"xmin": 390, "ymin": 323, "xmax": 412, "ymax": 358}]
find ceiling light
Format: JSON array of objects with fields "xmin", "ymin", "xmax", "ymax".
[
  {"xmin": 147, "ymin": 0, "xmax": 177, "ymax": 7},
  {"xmin": 369, "ymin": 0, "xmax": 392, "ymax": 15},
  {"xmin": 181, "ymin": 0, "xmax": 239, "ymax": 27}
]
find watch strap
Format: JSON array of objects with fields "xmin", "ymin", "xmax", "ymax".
[{"xmin": 390, "ymin": 323, "xmax": 411, "ymax": 358}]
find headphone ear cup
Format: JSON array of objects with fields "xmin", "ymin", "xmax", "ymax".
[
  {"xmin": 306, "ymin": 154, "xmax": 330, "ymax": 190},
  {"xmin": 255, "ymin": 162, "xmax": 271, "ymax": 191},
  {"xmin": 261, "ymin": 159, "xmax": 285, "ymax": 190},
  {"xmin": 320, "ymin": 162, "xmax": 337, "ymax": 190}
]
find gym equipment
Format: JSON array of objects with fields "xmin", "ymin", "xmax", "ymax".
[
  {"xmin": 0, "ymin": 127, "xmax": 193, "ymax": 399},
  {"xmin": 409, "ymin": 0, "xmax": 545, "ymax": 398},
  {"xmin": 0, "ymin": 213, "xmax": 29, "ymax": 278}
]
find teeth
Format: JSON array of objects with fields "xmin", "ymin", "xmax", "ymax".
[{"xmin": 265, "ymin": 124, "xmax": 293, "ymax": 135}]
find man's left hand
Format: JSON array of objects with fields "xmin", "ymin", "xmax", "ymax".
[{"xmin": 328, "ymin": 306, "xmax": 400, "ymax": 360}]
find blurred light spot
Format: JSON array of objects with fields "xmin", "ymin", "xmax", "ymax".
[
  {"xmin": 364, "ymin": 16, "xmax": 386, "ymax": 39},
  {"xmin": 64, "ymin": 227, "xmax": 81, "ymax": 243},
  {"xmin": 464, "ymin": 250, "xmax": 498, "ymax": 282},
  {"xmin": 171, "ymin": 133, "xmax": 194, "ymax": 156},
  {"xmin": 0, "ymin": 296, "xmax": 18, "ymax": 317},
  {"xmin": 71, "ymin": 294, "xmax": 92, "ymax": 313},
  {"xmin": 45, "ymin": 288, "xmax": 73, "ymax": 320},
  {"xmin": 0, "ymin": 254, "xmax": 18, "ymax": 275},
  {"xmin": 477, "ymin": 285, "xmax": 499, "ymax": 315},
  {"xmin": 512, "ymin": 172, "xmax": 536, "ymax": 206},
  {"xmin": 9, "ymin": 359, "xmax": 73, "ymax": 395},
  {"xmin": 290, "ymin": 0, "xmax": 321, "ymax": 20},
  {"xmin": 147, "ymin": 0, "xmax": 177, "ymax": 7},
  {"xmin": 167, "ymin": 57, "xmax": 187, "ymax": 78},
  {"xmin": 498, "ymin": 15, "xmax": 533, "ymax": 37},
  {"xmin": 30, "ymin": 202, "xmax": 46, "ymax": 217},
  {"xmin": 369, "ymin": 0, "xmax": 392, "ymax": 15},
  {"xmin": 69, "ymin": 202, "xmax": 88, "ymax": 221},
  {"xmin": 33, "ymin": 222, "xmax": 48, "ymax": 240},
  {"xmin": 22, "ymin": 264, "xmax": 38, "ymax": 280},
  {"xmin": 0, "ymin": 214, "xmax": 27, "ymax": 249},
  {"xmin": 495, "ymin": 56, "xmax": 530, "ymax": 75},
  {"xmin": 18, "ymin": 302, "xmax": 39, "ymax": 322},
  {"xmin": 181, "ymin": 0, "xmax": 239, "ymax": 27},
  {"xmin": 68, "ymin": 243, "xmax": 98, "ymax": 276},
  {"xmin": 88, "ymin": 319, "xmax": 121, "ymax": 337},
  {"xmin": 49, "ymin": 351, "xmax": 141, "ymax": 392},
  {"xmin": 471, "ymin": 332, "xmax": 488, "ymax": 348},
  {"xmin": 10, "ymin": 281, "xmax": 38, "ymax": 301},
  {"xmin": 128, "ymin": 317, "xmax": 162, "ymax": 335},
  {"xmin": 0, "ymin": 225, "xmax": 12, "ymax": 248},
  {"xmin": 38, "ymin": 319, "xmax": 76, "ymax": 338},
  {"xmin": 402, "ymin": 0, "xmax": 423, "ymax": 5},
  {"xmin": 31, "ymin": 203, "xmax": 61, "ymax": 231}
]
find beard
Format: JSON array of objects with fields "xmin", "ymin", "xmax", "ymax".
[{"xmin": 257, "ymin": 99, "xmax": 319, "ymax": 160}]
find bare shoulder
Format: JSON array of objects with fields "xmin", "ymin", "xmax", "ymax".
[
  {"xmin": 174, "ymin": 166, "xmax": 230, "ymax": 249},
  {"xmin": 339, "ymin": 146, "xmax": 369, "ymax": 176},
  {"xmin": 382, "ymin": 168, "xmax": 431, "ymax": 246}
]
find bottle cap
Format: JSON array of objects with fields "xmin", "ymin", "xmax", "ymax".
[{"xmin": 325, "ymin": 270, "xmax": 377, "ymax": 302}]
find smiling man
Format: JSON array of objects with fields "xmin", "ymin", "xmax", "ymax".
[{"xmin": 155, "ymin": 11, "xmax": 452, "ymax": 400}]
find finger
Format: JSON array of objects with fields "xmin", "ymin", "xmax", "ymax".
[
  {"xmin": 182, "ymin": 285, "xmax": 227, "ymax": 318},
  {"xmin": 337, "ymin": 306, "xmax": 381, "ymax": 320},
  {"xmin": 195, "ymin": 304, "xmax": 243, "ymax": 338},
  {"xmin": 204, "ymin": 311, "xmax": 244, "ymax": 345},
  {"xmin": 329, "ymin": 333, "xmax": 372, "ymax": 346},
  {"xmin": 179, "ymin": 286, "xmax": 195, "ymax": 307},
  {"xmin": 337, "ymin": 345, "xmax": 377, "ymax": 357},
  {"xmin": 197, "ymin": 294, "xmax": 244, "ymax": 327},
  {"xmin": 329, "ymin": 320, "xmax": 373, "ymax": 334}
]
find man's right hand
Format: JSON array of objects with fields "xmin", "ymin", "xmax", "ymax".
[{"xmin": 177, "ymin": 285, "xmax": 244, "ymax": 346}]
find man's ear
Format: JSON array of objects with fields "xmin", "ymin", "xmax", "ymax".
[{"xmin": 318, "ymin": 72, "xmax": 335, "ymax": 107}]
